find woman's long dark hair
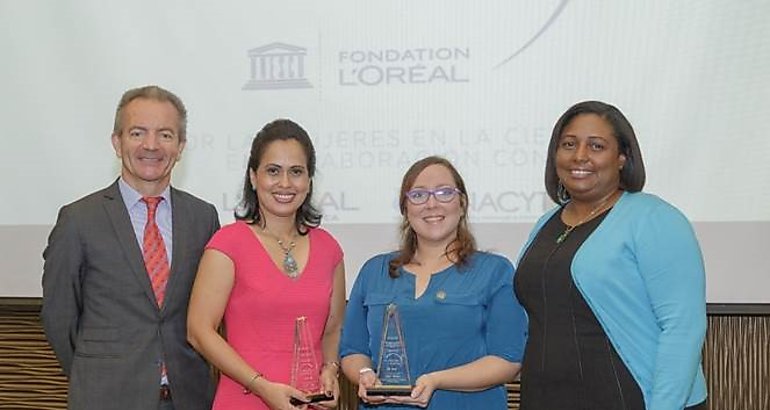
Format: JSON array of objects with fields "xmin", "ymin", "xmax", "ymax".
[{"xmin": 234, "ymin": 119, "xmax": 321, "ymax": 234}]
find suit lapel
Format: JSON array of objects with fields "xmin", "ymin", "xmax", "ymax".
[
  {"xmin": 102, "ymin": 181, "xmax": 161, "ymax": 310},
  {"xmin": 163, "ymin": 187, "xmax": 188, "ymax": 314}
]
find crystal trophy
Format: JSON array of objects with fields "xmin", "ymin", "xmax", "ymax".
[
  {"xmin": 366, "ymin": 303, "xmax": 413, "ymax": 396},
  {"xmin": 289, "ymin": 316, "xmax": 329, "ymax": 405}
]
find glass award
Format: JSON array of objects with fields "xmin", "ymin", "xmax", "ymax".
[
  {"xmin": 289, "ymin": 316, "xmax": 329, "ymax": 405},
  {"xmin": 366, "ymin": 303, "xmax": 413, "ymax": 396}
]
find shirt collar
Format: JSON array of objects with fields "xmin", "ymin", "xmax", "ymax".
[{"xmin": 117, "ymin": 178, "xmax": 172, "ymax": 209}]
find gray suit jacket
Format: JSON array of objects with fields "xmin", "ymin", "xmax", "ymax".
[{"xmin": 42, "ymin": 180, "xmax": 220, "ymax": 410}]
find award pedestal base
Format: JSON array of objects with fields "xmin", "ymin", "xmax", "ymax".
[
  {"xmin": 366, "ymin": 385, "xmax": 413, "ymax": 396},
  {"xmin": 290, "ymin": 392, "xmax": 330, "ymax": 405}
]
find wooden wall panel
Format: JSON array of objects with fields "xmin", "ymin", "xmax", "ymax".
[
  {"xmin": 703, "ymin": 315, "xmax": 770, "ymax": 410},
  {"xmin": 0, "ymin": 303, "xmax": 66, "ymax": 409},
  {"xmin": 1, "ymin": 300, "xmax": 768, "ymax": 409}
]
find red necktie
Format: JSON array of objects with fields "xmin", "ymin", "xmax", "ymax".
[{"xmin": 142, "ymin": 197, "xmax": 170, "ymax": 307}]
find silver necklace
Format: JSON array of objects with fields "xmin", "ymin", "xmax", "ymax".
[
  {"xmin": 263, "ymin": 227, "xmax": 299, "ymax": 277},
  {"xmin": 556, "ymin": 191, "xmax": 619, "ymax": 244}
]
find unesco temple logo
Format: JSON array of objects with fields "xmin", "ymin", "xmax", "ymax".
[{"xmin": 242, "ymin": 42, "xmax": 313, "ymax": 90}]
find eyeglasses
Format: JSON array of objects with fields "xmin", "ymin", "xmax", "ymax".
[{"xmin": 404, "ymin": 187, "xmax": 462, "ymax": 205}]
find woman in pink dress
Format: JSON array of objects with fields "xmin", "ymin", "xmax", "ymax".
[{"xmin": 187, "ymin": 119, "xmax": 346, "ymax": 410}]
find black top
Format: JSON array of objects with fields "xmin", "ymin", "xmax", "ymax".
[{"xmin": 514, "ymin": 208, "xmax": 645, "ymax": 410}]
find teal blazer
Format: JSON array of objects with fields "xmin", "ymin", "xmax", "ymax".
[{"xmin": 517, "ymin": 191, "xmax": 707, "ymax": 409}]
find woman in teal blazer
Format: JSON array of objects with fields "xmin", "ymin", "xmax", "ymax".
[{"xmin": 514, "ymin": 101, "xmax": 707, "ymax": 410}]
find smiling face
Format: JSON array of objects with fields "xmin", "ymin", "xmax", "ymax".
[
  {"xmin": 555, "ymin": 113, "xmax": 626, "ymax": 205},
  {"xmin": 249, "ymin": 139, "xmax": 310, "ymax": 221},
  {"xmin": 111, "ymin": 98, "xmax": 185, "ymax": 196},
  {"xmin": 405, "ymin": 164, "xmax": 464, "ymax": 248}
]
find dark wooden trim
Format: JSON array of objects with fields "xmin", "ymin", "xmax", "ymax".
[
  {"xmin": 0, "ymin": 297, "xmax": 43, "ymax": 312},
  {"xmin": 0, "ymin": 296, "xmax": 41, "ymax": 305},
  {"xmin": 707, "ymin": 303, "xmax": 770, "ymax": 316},
  {"xmin": 5, "ymin": 298, "xmax": 770, "ymax": 316}
]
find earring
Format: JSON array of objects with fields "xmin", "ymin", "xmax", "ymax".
[
  {"xmin": 557, "ymin": 181, "xmax": 570, "ymax": 204},
  {"xmin": 622, "ymin": 160, "xmax": 631, "ymax": 172}
]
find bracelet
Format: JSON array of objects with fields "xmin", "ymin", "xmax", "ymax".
[
  {"xmin": 358, "ymin": 367, "xmax": 374, "ymax": 375},
  {"xmin": 323, "ymin": 361, "xmax": 340, "ymax": 370},
  {"xmin": 242, "ymin": 372, "xmax": 263, "ymax": 395}
]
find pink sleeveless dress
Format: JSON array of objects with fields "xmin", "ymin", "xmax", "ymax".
[{"xmin": 206, "ymin": 221, "xmax": 343, "ymax": 409}]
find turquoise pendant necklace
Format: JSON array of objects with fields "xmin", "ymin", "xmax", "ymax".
[
  {"xmin": 276, "ymin": 238, "xmax": 299, "ymax": 277},
  {"xmin": 263, "ymin": 226, "xmax": 299, "ymax": 278}
]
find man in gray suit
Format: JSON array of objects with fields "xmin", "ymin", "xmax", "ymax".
[{"xmin": 42, "ymin": 85, "xmax": 219, "ymax": 410}]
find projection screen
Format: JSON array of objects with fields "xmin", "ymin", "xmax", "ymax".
[{"xmin": 0, "ymin": 1, "xmax": 768, "ymax": 304}]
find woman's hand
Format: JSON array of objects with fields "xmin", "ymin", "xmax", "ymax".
[
  {"xmin": 312, "ymin": 365, "xmax": 340, "ymax": 409},
  {"xmin": 356, "ymin": 368, "xmax": 390, "ymax": 405},
  {"xmin": 251, "ymin": 379, "xmax": 309, "ymax": 410},
  {"xmin": 385, "ymin": 373, "xmax": 438, "ymax": 408}
]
